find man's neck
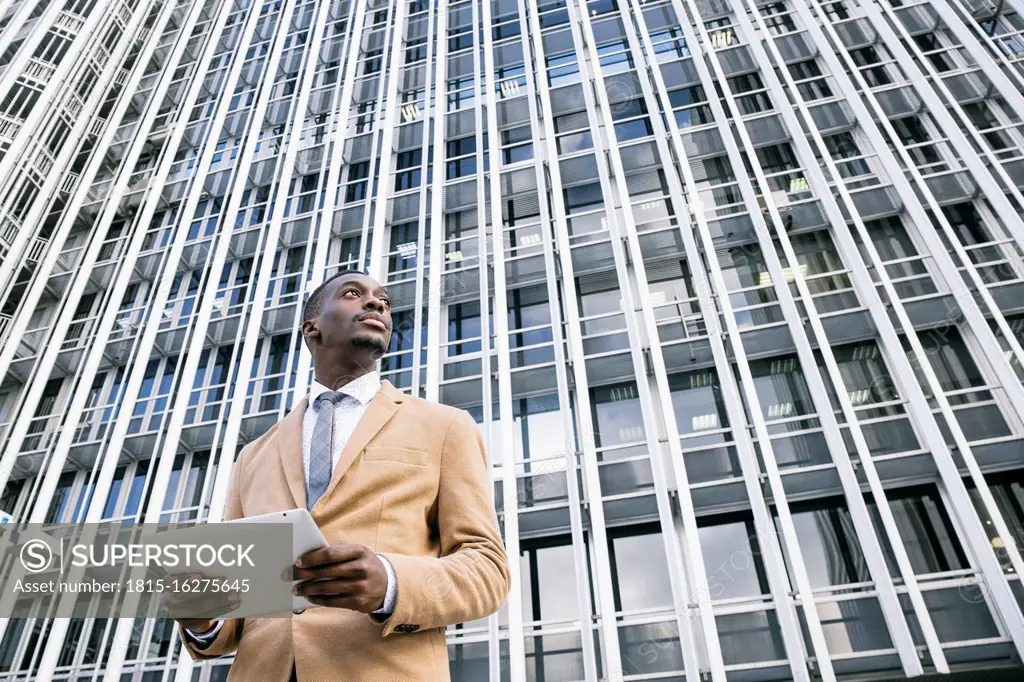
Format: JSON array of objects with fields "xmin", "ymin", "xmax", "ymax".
[{"xmin": 313, "ymin": 367, "xmax": 375, "ymax": 391}]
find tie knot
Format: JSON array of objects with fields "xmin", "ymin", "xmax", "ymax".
[{"xmin": 314, "ymin": 390, "xmax": 353, "ymax": 410}]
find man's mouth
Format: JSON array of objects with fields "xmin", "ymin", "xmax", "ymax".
[{"xmin": 360, "ymin": 318, "xmax": 387, "ymax": 331}]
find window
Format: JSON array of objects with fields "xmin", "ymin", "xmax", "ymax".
[
  {"xmin": 503, "ymin": 144, "xmax": 534, "ymax": 165},
  {"xmin": 613, "ymin": 118, "xmax": 653, "ymax": 143},
  {"xmin": 871, "ymin": 485, "xmax": 968, "ymax": 575},
  {"xmin": 446, "ymin": 136, "xmax": 475, "ymax": 158},
  {"xmin": 942, "ymin": 203, "xmax": 994, "ymax": 247},
  {"xmin": 745, "ymin": 354, "xmax": 815, "ymax": 420},
  {"xmin": 761, "ymin": 4, "xmax": 797, "ymax": 34},
  {"xmin": 823, "ymin": 342, "xmax": 901, "ymax": 407},
  {"xmin": 563, "ymin": 182, "xmax": 603, "ymax": 213},
  {"xmin": 590, "ymin": 382, "xmax": 645, "ymax": 456},
  {"xmin": 669, "ymin": 369, "xmax": 730, "ymax": 436},
  {"xmin": 160, "ymin": 452, "xmax": 211, "ymax": 522},
  {"xmin": 388, "ymin": 221, "xmax": 419, "ymax": 272},
  {"xmin": 446, "ymin": 156, "xmax": 476, "ymax": 179},
  {"xmin": 556, "ymin": 130, "xmax": 593, "ymax": 154},
  {"xmin": 608, "ymin": 524, "xmax": 673, "ymax": 611},
  {"xmin": 0, "ymin": 479, "xmax": 24, "ymax": 517},
  {"xmin": 755, "ymin": 143, "xmax": 798, "ymax": 175},
  {"xmin": 789, "ymin": 60, "xmax": 833, "ymax": 100},
  {"xmin": 354, "ymin": 103, "xmax": 376, "ymax": 132},
  {"xmin": 911, "ymin": 327, "xmax": 985, "ymax": 393},
  {"xmin": 45, "ymin": 471, "xmax": 81, "ymax": 523},
  {"xmin": 520, "ymin": 536, "xmax": 580, "ymax": 622},
  {"xmin": 698, "ymin": 514, "xmax": 771, "ymax": 599},
  {"xmin": 448, "ymin": 302, "xmax": 485, "ymax": 355},
  {"xmin": 969, "ymin": 470, "xmax": 1024, "ymax": 572},
  {"xmin": 780, "ymin": 498, "xmax": 870, "ymax": 588},
  {"xmin": 669, "ymin": 369, "xmax": 742, "ymax": 483},
  {"xmin": 394, "ymin": 149, "xmax": 422, "ymax": 190},
  {"xmin": 848, "ymin": 46, "xmax": 892, "ymax": 86},
  {"xmin": 546, "ymin": 52, "xmax": 580, "ymax": 86},
  {"xmin": 345, "ymin": 161, "xmax": 370, "ymax": 203}
]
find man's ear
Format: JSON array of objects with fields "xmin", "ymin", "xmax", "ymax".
[{"xmin": 301, "ymin": 319, "xmax": 319, "ymax": 343}]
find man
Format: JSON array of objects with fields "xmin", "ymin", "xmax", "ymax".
[{"xmin": 174, "ymin": 269, "xmax": 510, "ymax": 681}]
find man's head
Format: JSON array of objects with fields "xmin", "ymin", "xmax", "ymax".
[{"xmin": 301, "ymin": 270, "xmax": 392, "ymax": 369}]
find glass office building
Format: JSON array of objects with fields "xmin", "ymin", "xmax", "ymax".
[{"xmin": 2, "ymin": 0, "xmax": 1024, "ymax": 679}]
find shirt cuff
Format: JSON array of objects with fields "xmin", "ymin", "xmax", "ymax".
[
  {"xmin": 186, "ymin": 620, "xmax": 223, "ymax": 646},
  {"xmin": 372, "ymin": 554, "xmax": 397, "ymax": 616}
]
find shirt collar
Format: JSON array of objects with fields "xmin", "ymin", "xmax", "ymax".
[{"xmin": 309, "ymin": 372, "xmax": 381, "ymax": 407}]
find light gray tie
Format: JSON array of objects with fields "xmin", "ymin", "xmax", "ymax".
[{"xmin": 307, "ymin": 390, "xmax": 353, "ymax": 510}]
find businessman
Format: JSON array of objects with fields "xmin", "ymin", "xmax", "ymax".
[{"xmin": 174, "ymin": 269, "xmax": 510, "ymax": 681}]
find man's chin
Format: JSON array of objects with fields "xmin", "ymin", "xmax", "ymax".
[{"xmin": 351, "ymin": 333, "xmax": 388, "ymax": 357}]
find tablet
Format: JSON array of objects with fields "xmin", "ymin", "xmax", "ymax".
[{"xmin": 228, "ymin": 508, "xmax": 328, "ymax": 611}]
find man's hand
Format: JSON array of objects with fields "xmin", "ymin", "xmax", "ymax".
[
  {"xmin": 176, "ymin": 617, "xmax": 217, "ymax": 633},
  {"xmin": 292, "ymin": 542, "xmax": 388, "ymax": 613},
  {"xmin": 165, "ymin": 572, "xmax": 241, "ymax": 632}
]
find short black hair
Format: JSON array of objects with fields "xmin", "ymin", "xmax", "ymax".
[{"xmin": 302, "ymin": 268, "xmax": 364, "ymax": 323}]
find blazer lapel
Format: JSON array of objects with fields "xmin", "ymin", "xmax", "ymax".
[
  {"xmin": 311, "ymin": 379, "xmax": 405, "ymax": 513},
  {"xmin": 277, "ymin": 397, "xmax": 308, "ymax": 510}
]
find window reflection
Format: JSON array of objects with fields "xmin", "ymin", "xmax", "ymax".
[
  {"xmin": 909, "ymin": 327, "xmax": 986, "ymax": 393},
  {"xmin": 968, "ymin": 470, "xmax": 1024, "ymax": 573},
  {"xmin": 780, "ymin": 499, "xmax": 870, "ymax": 588},
  {"xmin": 668, "ymin": 369, "xmax": 730, "ymax": 437},
  {"xmin": 868, "ymin": 485, "xmax": 968, "ymax": 576},
  {"xmin": 697, "ymin": 514, "xmax": 771, "ymax": 600},
  {"xmin": 590, "ymin": 383, "xmax": 645, "ymax": 460},
  {"xmin": 608, "ymin": 524, "xmax": 673, "ymax": 611},
  {"xmin": 449, "ymin": 641, "xmax": 489, "ymax": 682},
  {"xmin": 520, "ymin": 536, "xmax": 580, "ymax": 623},
  {"xmin": 745, "ymin": 354, "xmax": 816, "ymax": 420}
]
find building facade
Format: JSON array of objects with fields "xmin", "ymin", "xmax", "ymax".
[{"xmin": 1, "ymin": 0, "xmax": 1024, "ymax": 680}]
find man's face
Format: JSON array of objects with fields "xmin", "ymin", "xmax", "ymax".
[{"xmin": 307, "ymin": 274, "xmax": 392, "ymax": 359}]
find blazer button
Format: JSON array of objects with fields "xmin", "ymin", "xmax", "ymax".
[{"xmin": 293, "ymin": 608, "xmax": 305, "ymax": 615}]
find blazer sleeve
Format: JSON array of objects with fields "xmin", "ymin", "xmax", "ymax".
[
  {"xmin": 377, "ymin": 409, "xmax": 511, "ymax": 636},
  {"xmin": 177, "ymin": 446, "xmax": 248, "ymax": 660}
]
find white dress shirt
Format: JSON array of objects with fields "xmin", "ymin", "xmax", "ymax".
[{"xmin": 188, "ymin": 372, "xmax": 397, "ymax": 644}]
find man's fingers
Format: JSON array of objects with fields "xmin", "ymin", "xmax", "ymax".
[
  {"xmin": 292, "ymin": 560, "xmax": 368, "ymax": 583},
  {"xmin": 293, "ymin": 578, "xmax": 362, "ymax": 597},
  {"xmin": 164, "ymin": 586, "xmax": 241, "ymax": 618},
  {"xmin": 303, "ymin": 594, "xmax": 363, "ymax": 610},
  {"xmin": 295, "ymin": 543, "xmax": 364, "ymax": 569}
]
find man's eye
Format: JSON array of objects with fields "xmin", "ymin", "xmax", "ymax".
[{"xmin": 380, "ymin": 298, "xmax": 391, "ymax": 307}]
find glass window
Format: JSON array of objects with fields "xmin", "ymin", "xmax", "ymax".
[
  {"xmin": 870, "ymin": 485, "xmax": 968, "ymax": 575},
  {"xmin": 449, "ymin": 641, "xmax": 489, "ymax": 682},
  {"xmin": 697, "ymin": 515, "xmax": 771, "ymax": 600},
  {"xmin": 45, "ymin": 471, "xmax": 77, "ymax": 523},
  {"xmin": 514, "ymin": 394, "xmax": 566, "ymax": 462},
  {"xmin": 613, "ymin": 118, "xmax": 653, "ymax": 142},
  {"xmin": 668, "ymin": 369, "xmax": 730, "ymax": 436},
  {"xmin": 447, "ymin": 301, "xmax": 485, "ymax": 355},
  {"xmin": 745, "ymin": 355, "xmax": 816, "ymax": 420},
  {"xmin": 609, "ymin": 525, "xmax": 674, "ymax": 611},
  {"xmin": 591, "ymin": 382, "xmax": 645, "ymax": 455},
  {"xmin": 968, "ymin": 470, "xmax": 1024, "ymax": 573},
  {"xmin": 826, "ymin": 342, "xmax": 899, "ymax": 407},
  {"xmin": 556, "ymin": 130, "xmax": 593, "ymax": 154},
  {"xmin": 910, "ymin": 327, "xmax": 986, "ymax": 393},
  {"xmin": 102, "ymin": 466, "xmax": 128, "ymax": 519},
  {"xmin": 717, "ymin": 611, "xmax": 786, "ymax": 665},
  {"xmin": 780, "ymin": 499, "xmax": 870, "ymax": 588},
  {"xmin": 446, "ymin": 156, "xmax": 476, "ymax": 180},
  {"xmin": 520, "ymin": 537, "xmax": 580, "ymax": 622}
]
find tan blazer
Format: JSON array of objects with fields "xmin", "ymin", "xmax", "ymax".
[{"xmin": 178, "ymin": 380, "xmax": 510, "ymax": 681}]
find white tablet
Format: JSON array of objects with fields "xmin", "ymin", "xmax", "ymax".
[{"xmin": 228, "ymin": 508, "xmax": 328, "ymax": 611}]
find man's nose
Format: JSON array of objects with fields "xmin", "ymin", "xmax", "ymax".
[{"xmin": 364, "ymin": 296, "xmax": 385, "ymax": 311}]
